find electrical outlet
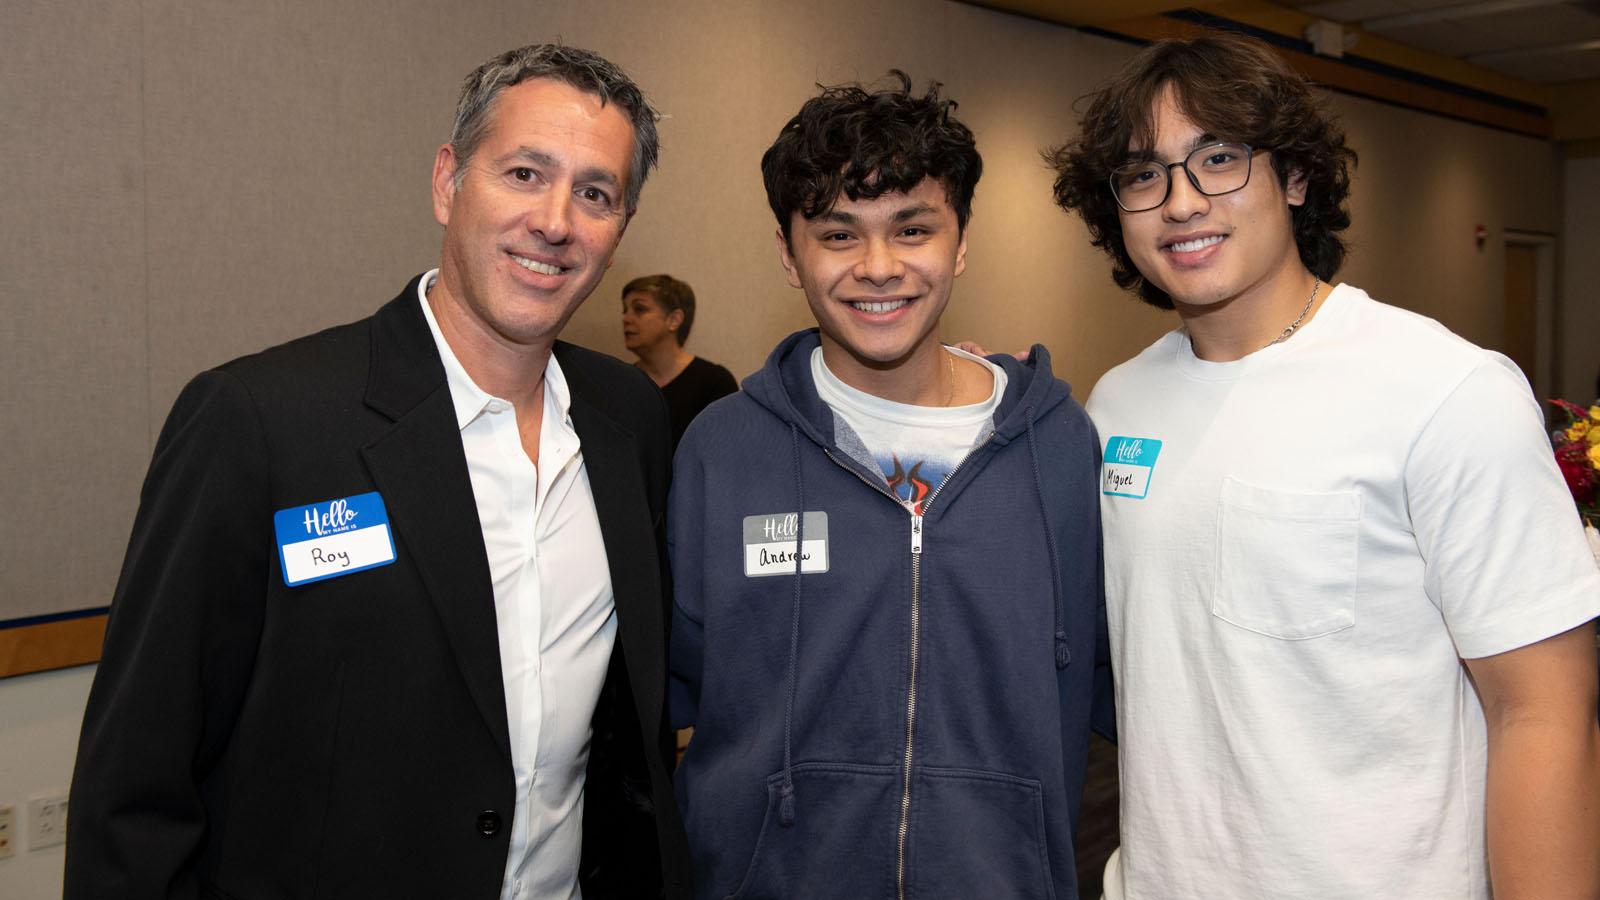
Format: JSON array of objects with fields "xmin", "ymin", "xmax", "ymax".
[
  {"xmin": 26, "ymin": 793, "xmax": 67, "ymax": 850},
  {"xmin": 0, "ymin": 803, "xmax": 15, "ymax": 859}
]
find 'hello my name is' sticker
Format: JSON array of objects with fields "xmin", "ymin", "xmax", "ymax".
[
  {"xmin": 743, "ymin": 511, "xmax": 829, "ymax": 577},
  {"xmin": 273, "ymin": 491, "xmax": 397, "ymax": 586},
  {"xmin": 1102, "ymin": 436, "xmax": 1163, "ymax": 499}
]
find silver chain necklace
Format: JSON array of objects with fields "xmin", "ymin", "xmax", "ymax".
[{"xmin": 1262, "ymin": 278, "xmax": 1322, "ymax": 350}]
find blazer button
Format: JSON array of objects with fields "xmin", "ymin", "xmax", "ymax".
[{"xmin": 476, "ymin": 810, "xmax": 502, "ymax": 836}]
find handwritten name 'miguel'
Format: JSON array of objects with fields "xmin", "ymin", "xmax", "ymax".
[
  {"xmin": 1105, "ymin": 469, "xmax": 1135, "ymax": 490},
  {"xmin": 303, "ymin": 498, "xmax": 359, "ymax": 537}
]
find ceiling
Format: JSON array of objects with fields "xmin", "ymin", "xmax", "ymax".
[
  {"xmin": 1279, "ymin": 0, "xmax": 1600, "ymax": 83},
  {"xmin": 969, "ymin": 0, "xmax": 1600, "ymax": 141}
]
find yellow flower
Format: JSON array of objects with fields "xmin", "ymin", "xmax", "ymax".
[
  {"xmin": 1591, "ymin": 442, "xmax": 1600, "ymax": 468},
  {"xmin": 1574, "ymin": 420, "xmax": 1593, "ymax": 442},
  {"xmin": 1590, "ymin": 426, "xmax": 1600, "ymax": 447},
  {"xmin": 1590, "ymin": 405, "xmax": 1600, "ymax": 420}
]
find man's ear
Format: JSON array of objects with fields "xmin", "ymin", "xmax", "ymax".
[
  {"xmin": 431, "ymin": 144, "xmax": 460, "ymax": 226},
  {"xmin": 667, "ymin": 307, "xmax": 685, "ymax": 332},
  {"xmin": 1285, "ymin": 167, "xmax": 1308, "ymax": 207},
  {"xmin": 953, "ymin": 227, "xmax": 969, "ymax": 278},
  {"xmin": 775, "ymin": 229, "xmax": 804, "ymax": 289}
]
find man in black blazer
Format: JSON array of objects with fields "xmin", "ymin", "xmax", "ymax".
[{"xmin": 66, "ymin": 44, "xmax": 690, "ymax": 900}]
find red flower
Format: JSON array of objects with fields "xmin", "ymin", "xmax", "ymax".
[
  {"xmin": 1556, "ymin": 440, "xmax": 1597, "ymax": 505},
  {"xmin": 1551, "ymin": 398, "xmax": 1591, "ymax": 420}
]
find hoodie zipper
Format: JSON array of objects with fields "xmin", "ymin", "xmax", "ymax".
[
  {"xmin": 899, "ymin": 510, "xmax": 922, "ymax": 900},
  {"xmin": 824, "ymin": 439, "xmax": 991, "ymax": 900}
]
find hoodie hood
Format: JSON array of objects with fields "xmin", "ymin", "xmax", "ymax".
[{"xmin": 740, "ymin": 328, "xmax": 1075, "ymax": 452}]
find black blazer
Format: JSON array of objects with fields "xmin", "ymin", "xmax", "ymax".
[{"xmin": 66, "ymin": 277, "xmax": 691, "ymax": 899}]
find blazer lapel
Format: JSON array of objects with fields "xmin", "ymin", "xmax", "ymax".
[
  {"xmin": 563, "ymin": 360, "xmax": 665, "ymax": 737},
  {"xmin": 359, "ymin": 285, "xmax": 511, "ymax": 761}
]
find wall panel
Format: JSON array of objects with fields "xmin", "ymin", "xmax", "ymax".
[{"xmin": 1, "ymin": 0, "xmax": 150, "ymax": 622}]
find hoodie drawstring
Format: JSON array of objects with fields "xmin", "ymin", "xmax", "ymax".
[
  {"xmin": 1025, "ymin": 409, "xmax": 1070, "ymax": 669},
  {"xmin": 779, "ymin": 423, "xmax": 804, "ymax": 826}
]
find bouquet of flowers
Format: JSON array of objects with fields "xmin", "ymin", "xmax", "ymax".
[{"xmin": 1550, "ymin": 399, "xmax": 1600, "ymax": 535}]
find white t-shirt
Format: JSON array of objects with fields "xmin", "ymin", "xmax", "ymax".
[
  {"xmin": 812, "ymin": 346, "xmax": 1005, "ymax": 513},
  {"xmin": 1086, "ymin": 283, "xmax": 1600, "ymax": 900}
]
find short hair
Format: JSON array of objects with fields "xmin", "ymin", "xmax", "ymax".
[
  {"xmin": 451, "ymin": 44, "xmax": 661, "ymax": 215},
  {"xmin": 761, "ymin": 70, "xmax": 983, "ymax": 243},
  {"xmin": 623, "ymin": 273, "xmax": 697, "ymax": 345},
  {"xmin": 1047, "ymin": 32, "xmax": 1357, "ymax": 309}
]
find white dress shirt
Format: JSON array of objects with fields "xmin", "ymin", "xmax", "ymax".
[{"xmin": 418, "ymin": 272, "xmax": 616, "ymax": 900}]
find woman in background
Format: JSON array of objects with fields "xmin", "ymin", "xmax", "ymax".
[{"xmin": 621, "ymin": 274, "xmax": 738, "ymax": 450}]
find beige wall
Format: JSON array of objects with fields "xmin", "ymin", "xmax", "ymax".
[
  {"xmin": 0, "ymin": 0, "xmax": 1572, "ymax": 623},
  {"xmin": 1331, "ymin": 90, "xmax": 1567, "ymax": 388}
]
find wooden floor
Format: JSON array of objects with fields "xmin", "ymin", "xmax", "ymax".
[{"xmin": 1073, "ymin": 734, "xmax": 1120, "ymax": 900}]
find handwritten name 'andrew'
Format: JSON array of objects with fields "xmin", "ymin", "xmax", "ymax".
[{"xmin": 759, "ymin": 547, "xmax": 811, "ymax": 566}]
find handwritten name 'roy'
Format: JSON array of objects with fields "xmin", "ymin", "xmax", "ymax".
[{"xmin": 309, "ymin": 547, "xmax": 352, "ymax": 569}]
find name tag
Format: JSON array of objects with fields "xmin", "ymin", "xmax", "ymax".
[
  {"xmin": 273, "ymin": 491, "xmax": 398, "ymax": 586},
  {"xmin": 743, "ymin": 512, "xmax": 829, "ymax": 577},
  {"xmin": 1103, "ymin": 436, "xmax": 1163, "ymax": 499}
]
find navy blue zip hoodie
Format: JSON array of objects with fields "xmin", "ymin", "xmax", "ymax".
[{"xmin": 669, "ymin": 329, "xmax": 1113, "ymax": 900}]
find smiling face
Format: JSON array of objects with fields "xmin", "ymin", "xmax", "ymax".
[
  {"xmin": 777, "ymin": 177, "xmax": 967, "ymax": 380},
  {"xmin": 430, "ymin": 77, "xmax": 635, "ymax": 351},
  {"xmin": 1117, "ymin": 85, "xmax": 1306, "ymax": 316},
  {"xmin": 620, "ymin": 289, "xmax": 680, "ymax": 353}
]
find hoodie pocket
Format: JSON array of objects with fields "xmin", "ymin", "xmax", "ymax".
[
  {"xmin": 906, "ymin": 767, "xmax": 1057, "ymax": 900},
  {"xmin": 726, "ymin": 763, "xmax": 900, "ymax": 900}
]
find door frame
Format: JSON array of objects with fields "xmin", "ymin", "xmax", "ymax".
[{"xmin": 1503, "ymin": 229, "xmax": 1556, "ymax": 402}]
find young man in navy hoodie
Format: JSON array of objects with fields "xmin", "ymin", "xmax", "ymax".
[{"xmin": 668, "ymin": 72, "xmax": 1113, "ymax": 899}]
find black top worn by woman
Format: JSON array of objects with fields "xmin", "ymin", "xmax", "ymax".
[{"xmin": 661, "ymin": 356, "xmax": 738, "ymax": 451}]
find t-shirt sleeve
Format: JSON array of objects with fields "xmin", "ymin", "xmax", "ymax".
[{"xmin": 1405, "ymin": 357, "xmax": 1600, "ymax": 658}]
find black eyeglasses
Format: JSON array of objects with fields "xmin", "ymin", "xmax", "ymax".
[{"xmin": 1109, "ymin": 142, "xmax": 1257, "ymax": 213}]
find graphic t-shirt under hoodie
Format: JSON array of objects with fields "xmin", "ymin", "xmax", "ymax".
[{"xmin": 811, "ymin": 345, "xmax": 1006, "ymax": 514}]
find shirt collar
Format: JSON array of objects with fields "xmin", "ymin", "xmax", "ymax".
[{"xmin": 416, "ymin": 269, "xmax": 572, "ymax": 432}]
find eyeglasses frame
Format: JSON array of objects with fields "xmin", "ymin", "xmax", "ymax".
[{"xmin": 1108, "ymin": 142, "xmax": 1258, "ymax": 213}]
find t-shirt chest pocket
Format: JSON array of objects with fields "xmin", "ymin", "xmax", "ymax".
[{"xmin": 1211, "ymin": 476, "xmax": 1363, "ymax": 640}]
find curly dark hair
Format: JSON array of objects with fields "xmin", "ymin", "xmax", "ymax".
[
  {"xmin": 1047, "ymin": 32, "xmax": 1356, "ymax": 309},
  {"xmin": 762, "ymin": 71, "xmax": 982, "ymax": 243}
]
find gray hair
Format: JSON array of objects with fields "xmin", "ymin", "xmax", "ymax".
[{"xmin": 450, "ymin": 44, "xmax": 660, "ymax": 215}]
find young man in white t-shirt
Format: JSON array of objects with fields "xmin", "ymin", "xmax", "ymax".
[
  {"xmin": 668, "ymin": 73, "xmax": 1113, "ymax": 899},
  {"xmin": 1048, "ymin": 32, "xmax": 1600, "ymax": 900}
]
